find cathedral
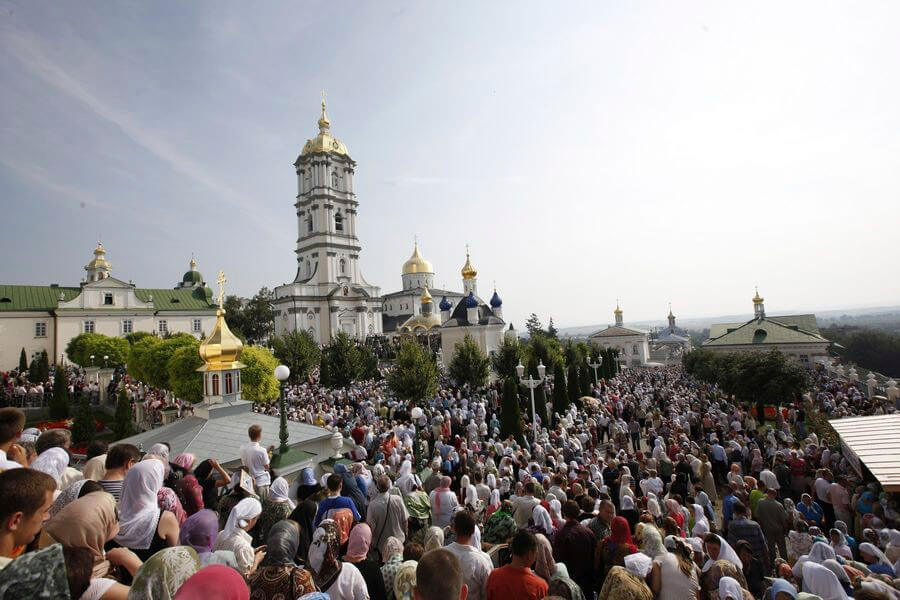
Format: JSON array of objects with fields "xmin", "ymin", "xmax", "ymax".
[{"xmin": 272, "ymin": 100, "xmax": 383, "ymax": 345}]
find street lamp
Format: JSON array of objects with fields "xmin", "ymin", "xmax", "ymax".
[
  {"xmin": 588, "ymin": 355, "xmax": 603, "ymax": 385},
  {"xmin": 103, "ymin": 355, "xmax": 109, "ymax": 368},
  {"xmin": 89, "ymin": 354, "xmax": 95, "ymax": 367},
  {"xmin": 274, "ymin": 365, "xmax": 291, "ymax": 455},
  {"xmin": 516, "ymin": 360, "xmax": 546, "ymax": 442}
]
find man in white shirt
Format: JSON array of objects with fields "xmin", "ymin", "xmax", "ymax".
[
  {"xmin": 0, "ymin": 408, "xmax": 26, "ymax": 471},
  {"xmin": 240, "ymin": 424, "xmax": 271, "ymax": 499},
  {"xmin": 445, "ymin": 510, "xmax": 493, "ymax": 600},
  {"xmin": 512, "ymin": 481, "xmax": 540, "ymax": 527}
]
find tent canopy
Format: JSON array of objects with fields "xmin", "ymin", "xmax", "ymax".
[{"xmin": 829, "ymin": 414, "xmax": 900, "ymax": 492}]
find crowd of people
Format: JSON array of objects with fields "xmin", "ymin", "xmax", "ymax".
[{"xmin": 1, "ymin": 361, "xmax": 900, "ymax": 600}]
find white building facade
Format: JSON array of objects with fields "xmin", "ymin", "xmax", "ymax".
[
  {"xmin": 588, "ymin": 304, "xmax": 651, "ymax": 368},
  {"xmin": 272, "ymin": 101, "xmax": 382, "ymax": 345},
  {"xmin": 0, "ymin": 244, "xmax": 217, "ymax": 369}
]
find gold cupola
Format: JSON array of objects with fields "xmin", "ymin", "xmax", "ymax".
[
  {"xmin": 85, "ymin": 241, "xmax": 112, "ymax": 281},
  {"xmin": 300, "ymin": 94, "xmax": 349, "ymax": 157},
  {"xmin": 421, "ymin": 286, "xmax": 433, "ymax": 304},
  {"xmin": 198, "ymin": 271, "xmax": 246, "ymax": 372},
  {"xmin": 752, "ymin": 288, "xmax": 764, "ymax": 305},
  {"xmin": 402, "ymin": 241, "xmax": 434, "ymax": 275},
  {"xmin": 461, "ymin": 249, "xmax": 478, "ymax": 281},
  {"xmin": 614, "ymin": 303, "xmax": 623, "ymax": 316}
]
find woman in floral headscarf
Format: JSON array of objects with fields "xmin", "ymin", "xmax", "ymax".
[
  {"xmin": 158, "ymin": 487, "xmax": 188, "ymax": 526},
  {"xmin": 308, "ymin": 519, "xmax": 367, "ymax": 600},
  {"xmin": 129, "ymin": 546, "xmax": 201, "ymax": 600},
  {"xmin": 248, "ymin": 520, "xmax": 316, "ymax": 600},
  {"xmin": 380, "ymin": 537, "xmax": 405, "ymax": 599}
]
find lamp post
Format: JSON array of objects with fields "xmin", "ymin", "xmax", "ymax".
[
  {"xmin": 274, "ymin": 365, "xmax": 290, "ymax": 455},
  {"xmin": 89, "ymin": 354, "xmax": 95, "ymax": 367},
  {"xmin": 516, "ymin": 360, "xmax": 546, "ymax": 442},
  {"xmin": 103, "ymin": 355, "xmax": 109, "ymax": 368},
  {"xmin": 588, "ymin": 355, "xmax": 603, "ymax": 386}
]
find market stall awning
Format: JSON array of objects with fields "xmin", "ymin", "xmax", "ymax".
[{"xmin": 829, "ymin": 414, "xmax": 900, "ymax": 492}]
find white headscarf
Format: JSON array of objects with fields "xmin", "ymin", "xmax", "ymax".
[
  {"xmin": 396, "ymin": 460, "xmax": 420, "ymax": 496},
  {"xmin": 718, "ymin": 576, "xmax": 745, "ymax": 600},
  {"xmin": 622, "ymin": 495, "xmax": 635, "ymax": 511},
  {"xmin": 800, "ymin": 560, "xmax": 849, "ymax": 600},
  {"xmin": 859, "ymin": 542, "xmax": 893, "ymax": 567},
  {"xmin": 692, "ymin": 504, "xmax": 710, "ymax": 536},
  {"xmin": 759, "ymin": 469, "xmax": 779, "ymax": 490},
  {"xmin": 31, "ymin": 447, "xmax": 69, "ymax": 485},
  {"xmin": 703, "ymin": 535, "xmax": 743, "ymax": 572},
  {"xmin": 532, "ymin": 504, "xmax": 553, "ymax": 535},
  {"xmin": 222, "ymin": 498, "xmax": 263, "ymax": 539},
  {"xmin": 489, "ymin": 489, "xmax": 501, "ymax": 509},
  {"xmin": 624, "ymin": 552, "xmax": 653, "ymax": 578},
  {"xmin": 115, "ymin": 460, "xmax": 164, "ymax": 549},
  {"xmin": 269, "ymin": 477, "xmax": 295, "ymax": 510}
]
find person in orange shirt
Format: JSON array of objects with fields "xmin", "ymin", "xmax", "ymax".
[{"xmin": 485, "ymin": 529, "xmax": 548, "ymax": 600}]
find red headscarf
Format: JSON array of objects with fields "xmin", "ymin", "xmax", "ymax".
[
  {"xmin": 610, "ymin": 516, "xmax": 634, "ymax": 545},
  {"xmin": 174, "ymin": 565, "xmax": 249, "ymax": 600}
]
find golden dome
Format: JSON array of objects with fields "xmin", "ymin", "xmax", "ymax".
[
  {"xmin": 402, "ymin": 242, "xmax": 434, "ymax": 275},
  {"xmin": 85, "ymin": 241, "xmax": 111, "ymax": 270},
  {"xmin": 461, "ymin": 249, "xmax": 477, "ymax": 281},
  {"xmin": 398, "ymin": 311, "xmax": 442, "ymax": 334},
  {"xmin": 198, "ymin": 308, "xmax": 245, "ymax": 371},
  {"xmin": 421, "ymin": 286, "xmax": 433, "ymax": 304},
  {"xmin": 614, "ymin": 303, "xmax": 623, "ymax": 315},
  {"xmin": 752, "ymin": 288, "xmax": 764, "ymax": 305},
  {"xmin": 300, "ymin": 97, "xmax": 349, "ymax": 157}
]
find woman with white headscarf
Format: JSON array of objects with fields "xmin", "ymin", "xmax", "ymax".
[
  {"xmin": 859, "ymin": 542, "xmax": 896, "ymax": 576},
  {"xmin": 31, "ymin": 447, "xmax": 70, "ymax": 487},
  {"xmin": 531, "ymin": 504, "xmax": 554, "ymax": 536},
  {"xmin": 691, "ymin": 504, "xmax": 710, "ymax": 537},
  {"xmin": 459, "ymin": 475, "xmax": 479, "ymax": 511},
  {"xmin": 702, "ymin": 534, "xmax": 743, "ymax": 572},
  {"xmin": 214, "ymin": 497, "xmax": 263, "ymax": 576},
  {"xmin": 395, "ymin": 459, "xmax": 420, "ymax": 497},
  {"xmin": 114, "ymin": 459, "xmax": 180, "ymax": 560},
  {"xmin": 792, "ymin": 541, "xmax": 837, "ymax": 580},
  {"xmin": 800, "ymin": 560, "xmax": 849, "ymax": 600}
]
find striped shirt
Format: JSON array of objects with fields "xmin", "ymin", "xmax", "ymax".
[{"xmin": 98, "ymin": 480, "xmax": 124, "ymax": 501}]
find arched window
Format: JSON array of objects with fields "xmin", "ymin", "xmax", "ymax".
[
  {"xmin": 306, "ymin": 217, "xmax": 313, "ymax": 233},
  {"xmin": 332, "ymin": 171, "xmax": 339, "ymax": 188},
  {"xmin": 211, "ymin": 374, "xmax": 220, "ymax": 396},
  {"xmin": 340, "ymin": 259, "xmax": 346, "ymax": 274},
  {"xmin": 235, "ymin": 371, "xmax": 241, "ymax": 392},
  {"xmin": 335, "ymin": 211, "xmax": 344, "ymax": 232},
  {"xmin": 632, "ymin": 344, "xmax": 638, "ymax": 355},
  {"xmin": 225, "ymin": 372, "xmax": 233, "ymax": 395}
]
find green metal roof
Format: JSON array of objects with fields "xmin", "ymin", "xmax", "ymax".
[
  {"xmin": 703, "ymin": 316, "xmax": 828, "ymax": 347},
  {"xmin": 0, "ymin": 285, "xmax": 81, "ymax": 312},
  {"xmin": 134, "ymin": 288, "xmax": 217, "ymax": 312},
  {"xmin": 709, "ymin": 314, "xmax": 821, "ymax": 339},
  {"xmin": 0, "ymin": 285, "xmax": 215, "ymax": 313}
]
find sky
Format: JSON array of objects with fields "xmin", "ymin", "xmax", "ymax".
[{"xmin": 1, "ymin": 1, "xmax": 899, "ymax": 330}]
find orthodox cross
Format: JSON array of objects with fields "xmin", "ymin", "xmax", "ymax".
[{"xmin": 216, "ymin": 270, "xmax": 227, "ymax": 310}]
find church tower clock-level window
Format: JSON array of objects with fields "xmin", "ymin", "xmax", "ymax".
[{"xmin": 335, "ymin": 211, "xmax": 344, "ymax": 232}]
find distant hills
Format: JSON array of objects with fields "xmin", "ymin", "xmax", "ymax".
[{"xmin": 556, "ymin": 305, "xmax": 900, "ymax": 338}]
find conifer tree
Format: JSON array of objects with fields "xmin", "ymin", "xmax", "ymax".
[
  {"xmin": 567, "ymin": 362, "xmax": 581, "ymax": 409},
  {"xmin": 113, "ymin": 387, "xmax": 135, "ymax": 440},
  {"xmin": 578, "ymin": 362, "xmax": 592, "ymax": 398},
  {"xmin": 499, "ymin": 377, "xmax": 523, "ymax": 442},
  {"xmin": 49, "ymin": 366, "xmax": 70, "ymax": 420},
  {"xmin": 18, "ymin": 347, "xmax": 27, "ymax": 372},
  {"xmin": 71, "ymin": 394, "xmax": 95, "ymax": 445},
  {"xmin": 448, "ymin": 334, "xmax": 490, "ymax": 388},
  {"xmin": 547, "ymin": 317, "xmax": 558, "ymax": 339},
  {"xmin": 551, "ymin": 362, "xmax": 568, "ymax": 418}
]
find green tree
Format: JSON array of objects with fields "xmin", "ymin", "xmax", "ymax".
[
  {"xmin": 386, "ymin": 340, "xmax": 439, "ymax": 402},
  {"xmin": 525, "ymin": 334, "xmax": 564, "ymax": 372},
  {"xmin": 525, "ymin": 313, "xmax": 544, "ymax": 338},
  {"xmin": 241, "ymin": 287, "xmax": 275, "ymax": 345},
  {"xmin": 71, "ymin": 395, "xmax": 95, "ymax": 445},
  {"xmin": 167, "ymin": 341, "xmax": 204, "ymax": 403},
  {"xmin": 49, "ymin": 366, "xmax": 70, "ymax": 420},
  {"xmin": 448, "ymin": 335, "xmax": 491, "ymax": 388},
  {"xmin": 271, "ymin": 330, "xmax": 321, "ymax": 383},
  {"xmin": 358, "ymin": 346, "xmax": 381, "ymax": 381},
  {"xmin": 125, "ymin": 331, "xmax": 154, "ymax": 345},
  {"xmin": 578, "ymin": 363, "xmax": 592, "ymax": 397},
  {"xmin": 27, "ymin": 357, "xmax": 40, "ymax": 383},
  {"xmin": 127, "ymin": 335, "xmax": 164, "ymax": 384},
  {"xmin": 492, "ymin": 336, "xmax": 522, "ymax": 381},
  {"xmin": 223, "ymin": 295, "xmax": 248, "ymax": 340},
  {"xmin": 547, "ymin": 317, "xmax": 558, "ymax": 339},
  {"xmin": 551, "ymin": 362, "xmax": 569, "ymax": 418},
  {"xmin": 499, "ymin": 377, "xmax": 524, "ymax": 442},
  {"xmin": 239, "ymin": 345, "xmax": 280, "ymax": 403},
  {"xmin": 113, "ymin": 387, "xmax": 135, "ymax": 440},
  {"xmin": 144, "ymin": 334, "xmax": 196, "ymax": 390},
  {"xmin": 65, "ymin": 333, "xmax": 129, "ymax": 368},
  {"xmin": 18, "ymin": 347, "xmax": 27, "ymax": 372},
  {"xmin": 567, "ymin": 362, "xmax": 581, "ymax": 408},
  {"xmin": 319, "ymin": 332, "xmax": 362, "ymax": 389}
]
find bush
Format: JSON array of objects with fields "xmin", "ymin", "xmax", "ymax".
[{"xmin": 240, "ymin": 346, "xmax": 279, "ymax": 403}]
